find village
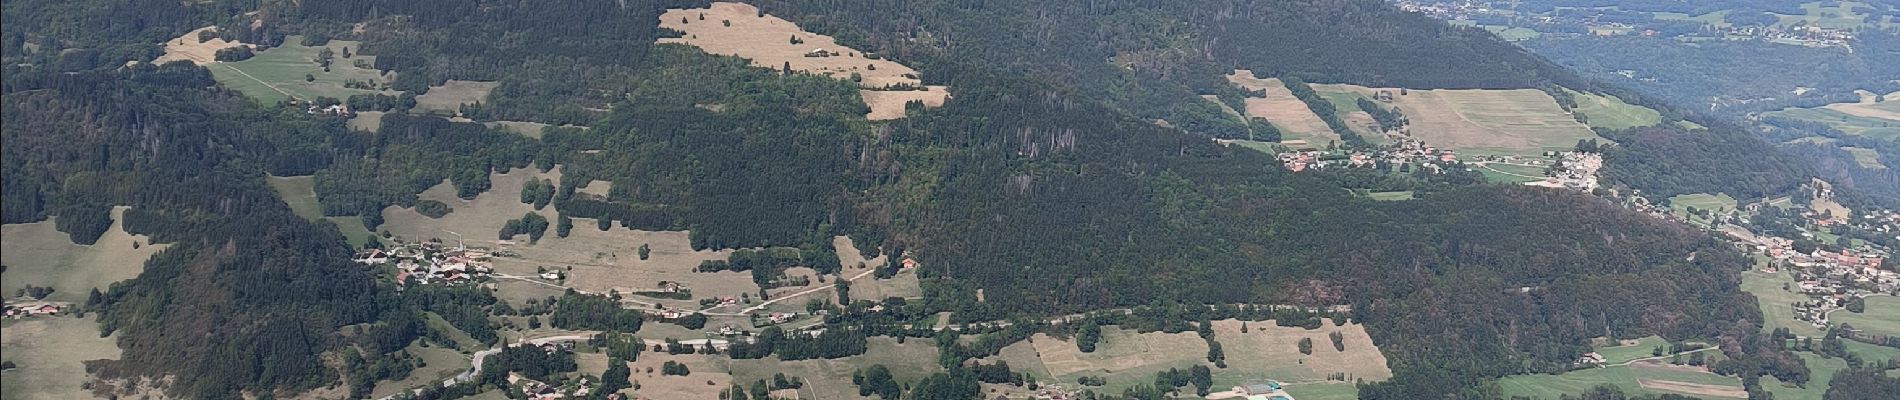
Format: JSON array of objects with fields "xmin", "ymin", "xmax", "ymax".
[{"xmin": 1391, "ymin": 0, "xmax": 1864, "ymax": 48}]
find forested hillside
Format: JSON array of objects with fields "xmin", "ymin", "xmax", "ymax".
[
  {"xmin": 0, "ymin": 0, "xmax": 1819, "ymax": 399},
  {"xmin": 2, "ymin": 64, "xmax": 398, "ymax": 397}
]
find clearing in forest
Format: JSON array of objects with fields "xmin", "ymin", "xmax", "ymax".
[
  {"xmin": 155, "ymin": 26, "xmax": 251, "ymax": 65},
  {"xmin": 1563, "ymin": 88, "xmax": 1663, "ymax": 130},
  {"xmin": 658, "ymin": 2, "xmax": 949, "ymax": 120},
  {"xmin": 413, "ymin": 80, "xmax": 500, "ymax": 115},
  {"xmin": 1317, "ymin": 84, "xmax": 1602, "ymax": 156},
  {"xmin": 1844, "ymin": 147, "xmax": 1887, "ymax": 169},
  {"xmin": 265, "ymin": 175, "xmax": 377, "ymax": 247},
  {"xmin": 208, "ymin": 35, "xmax": 394, "ymax": 104},
  {"xmin": 0, "ymin": 316, "xmax": 123, "ymax": 400},
  {"xmin": 375, "ymin": 166, "xmax": 760, "ymax": 310},
  {"xmin": 1, "ymin": 207, "xmax": 169, "ymax": 303},
  {"xmin": 1224, "ymin": 70, "xmax": 1337, "ymax": 146}
]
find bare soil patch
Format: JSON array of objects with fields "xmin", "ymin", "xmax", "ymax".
[
  {"xmin": 659, "ymin": 2, "xmax": 948, "ymax": 120},
  {"xmin": 155, "ymin": 26, "xmax": 250, "ymax": 65}
]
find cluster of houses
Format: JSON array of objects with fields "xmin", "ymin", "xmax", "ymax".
[
  {"xmin": 1392, "ymin": 0, "xmax": 1865, "ymax": 48},
  {"xmin": 2, "ymin": 301, "xmax": 67, "ymax": 319},
  {"xmin": 1522, "ymin": 151, "xmax": 1602, "ymax": 190},
  {"xmin": 1272, "ymin": 137, "xmax": 1459, "ymax": 173},
  {"xmin": 355, "ymin": 241, "xmax": 496, "ymax": 286},
  {"xmin": 507, "ymin": 371, "xmax": 598, "ymax": 400},
  {"xmin": 1769, "ymin": 243, "xmax": 1899, "ymax": 329}
]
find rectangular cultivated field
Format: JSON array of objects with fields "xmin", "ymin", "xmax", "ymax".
[
  {"xmin": 208, "ymin": 36, "xmax": 394, "ymax": 104},
  {"xmin": 1225, "ymin": 71, "xmax": 1337, "ymax": 145},
  {"xmin": 1341, "ymin": 86, "xmax": 1601, "ymax": 155},
  {"xmin": 1, "ymin": 207, "xmax": 170, "ymax": 303},
  {"xmin": 980, "ymin": 319, "xmax": 1391, "ymax": 395},
  {"xmin": 658, "ymin": 2, "xmax": 948, "ymax": 120},
  {"xmin": 1830, "ymin": 296, "xmax": 1900, "ymax": 338},
  {"xmin": 0, "ymin": 316, "xmax": 122, "ymax": 400},
  {"xmin": 1564, "ymin": 88, "xmax": 1663, "ymax": 130}
]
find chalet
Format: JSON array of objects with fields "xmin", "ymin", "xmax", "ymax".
[
  {"xmin": 804, "ymin": 48, "xmax": 836, "ymax": 57},
  {"xmin": 354, "ymin": 249, "xmax": 390, "ymax": 264},
  {"xmin": 768, "ymin": 312, "xmax": 797, "ymax": 324},
  {"xmin": 4, "ymin": 302, "xmax": 64, "ymax": 318}
]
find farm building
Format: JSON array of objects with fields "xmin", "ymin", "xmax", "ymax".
[{"xmin": 1235, "ymin": 380, "xmax": 1283, "ymax": 395}]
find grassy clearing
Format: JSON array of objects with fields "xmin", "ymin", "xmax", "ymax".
[
  {"xmin": 1, "ymin": 207, "xmax": 170, "ymax": 303},
  {"xmin": 1594, "ymin": 336, "xmax": 1669, "ymax": 365},
  {"xmin": 1765, "ymin": 106, "xmax": 1900, "ymax": 141},
  {"xmin": 1831, "ymin": 296, "xmax": 1900, "ymax": 338},
  {"xmin": 1363, "ymin": 191, "xmax": 1414, "ymax": 201},
  {"xmin": 1564, "ymin": 88, "xmax": 1662, "ymax": 130},
  {"xmin": 1481, "ymin": 25, "xmax": 1542, "ymax": 41},
  {"xmin": 413, "ymin": 81, "xmax": 499, "ymax": 115},
  {"xmin": 1742, "ymin": 269, "xmax": 1827, "ymax": 338},
  {"xmin": 1844, "ymin": 147, "xmax": 1886, "ymax": 169},
  {"xmin": 719, "ymin": 337, "xmax": 941, "ymax": 400},
  {"xmin": 1321, "ymin": 84, "xmax": 1601, "ymax": 156},
  {"xmin": 0, "ymin": 316, "xmax": 121, "ymax": 400},
  {"xmin": 349, "ymin": 111, "xmax": 385, "ymax": 133},
  {"xmin": 266, "ymin": 175, "xmax": 378, "ymax": 248},
  {"xmin": 1498, "ymin": 362, "xmax": 1743, "ymax": 399},
  {"xmin": 1282, "ymin": 382, "xmax": 1361, "ymax": 400},
  {"xmin": 1668, "ymin": 193, "xmax": 1739, "ymax": 216},
  {"xmin": 1226, "ymin": 71, "xmax": 1336, "ymax": 145},
  {"xmin": 209, "ymin": 36, "xmax": 392, "ymax": 104},
  {"xmin": 1208, "ymin": 320, "xmax": 1392, "ymax": 388},
  {"xmin": 368, "ymin": 344, "xmax": 472, "ymax": 399},
  {"xmin": 155, "ymin": 26, "xmax": 249, "ymax": 65}
]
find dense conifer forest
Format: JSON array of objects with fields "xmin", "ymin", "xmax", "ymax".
[{"xmin": 0, "ymin": 0, "xmax": 1836, "ymax": 398}]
